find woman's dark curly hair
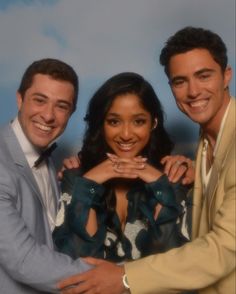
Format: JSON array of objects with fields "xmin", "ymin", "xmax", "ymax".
[{"xmin": 79, "ymin": 72, "xmax": 174, "ymax": 172}]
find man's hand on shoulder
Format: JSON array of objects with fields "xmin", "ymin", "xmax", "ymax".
[
  {"xmin": 161, "ymin": 155, "xmax": 195, "ymax": 185},
  {"xmin": 57, "ymin": 156, "xmax": 80, "ymax": 180}
]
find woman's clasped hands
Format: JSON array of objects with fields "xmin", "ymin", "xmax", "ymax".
[{"xmin": 83, "ymin": 152, "xmax": 163, "ymax": 184}]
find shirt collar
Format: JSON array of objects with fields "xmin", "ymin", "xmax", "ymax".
[
  {"xmin": 11, "ymin": 116, "xmax": 40, "ymax": 168},
  {"xmin": 202, "ymin": 99, "xmax": 231, "ymax": 157},
  {"xmin": 213, "ymin": 99, "xmax": 231, "ymax": 156}
]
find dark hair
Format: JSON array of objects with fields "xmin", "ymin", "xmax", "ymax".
[
  {"xmin": 79, "ymin": 72, "xmax": 174, "ymax": 238},
  {"xmin": 160, "ymin": 26, "xmax": 228, "ymax": 77},
  {"xmin": 18, "ymin": 58, "xmax": 79, "ymax": 112},
  {"xmin": 80, "ymin": 72, "xmax": 174, "ymax": 172}
]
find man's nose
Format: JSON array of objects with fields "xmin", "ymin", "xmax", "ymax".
[
  {"xmin": 41, "ymin": 104, "xmax": 55, "ymax": 122},
  {"xmin": 188, "ymin": 79, "xmax": 201, "ymax": 98}
]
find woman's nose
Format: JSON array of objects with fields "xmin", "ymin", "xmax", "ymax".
[{"xmin": 119, "ymin": 125, "xmax": 133, "ymax": 140}]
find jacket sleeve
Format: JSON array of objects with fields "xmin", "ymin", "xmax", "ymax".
[
  {"xmin": 0, "ymin": 164, "xmax": 91, "ymax": 293},
  {"xmin": 53, "ymin": 171, "xmax": 107, "ymax": 259},
  {"xmin": 142, "ymin": 175, "xmax": 189, "ymax": 253},
  {"xmin": 125, "ymin": 155, "xmax": 236, "ymax": 293},
  {"xmin": 145, "ymin": 175, "xmax": 186, "ymax": 223}
]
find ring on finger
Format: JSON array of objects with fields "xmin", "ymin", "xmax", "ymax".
[
  {"xmin": 182, "ymin": 162, "xmax": 189, "ymax": 168},
  {"xmin": 113, "ymin": 162, "xmax": 120, "ymax": 169}
]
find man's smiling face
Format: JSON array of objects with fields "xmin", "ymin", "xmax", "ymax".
[
  {"xmin": 17, "ymin": 73, "xmax": 74, "ymax": 149},
  {"xmin": 168, "ymin": 48, "xmax": 232, "ymax": 130}
]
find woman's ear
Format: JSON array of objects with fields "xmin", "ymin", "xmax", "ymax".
[{"xmin": 152, "ymin": 118, "xmax": 158, "ymax": 130}]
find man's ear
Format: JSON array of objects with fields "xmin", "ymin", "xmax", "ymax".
[
  {"xmin": 223, "ymin": 66, "xmax": 232, "ymax": 89},
  {"xmin": 16, "ymin": 92, "xmax": 23, "ymax": 111}
]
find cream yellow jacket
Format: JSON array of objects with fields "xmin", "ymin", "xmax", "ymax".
[{"xmin": 125, "ymin": 97, "xmax": 236, "ymax": 294}]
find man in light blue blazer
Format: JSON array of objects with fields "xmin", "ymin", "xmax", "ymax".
[{"xmin": 0, "ymin": 58, "xmax": 90, "ymax": 293}]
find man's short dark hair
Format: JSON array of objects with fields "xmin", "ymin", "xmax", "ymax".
[
  {"xmin": 18, "ymin": 58, "xmax": 79, "ymax": 112},
  {"xmin": 160, "ymin": 26, "xmax": 228, "ymax": 77}
]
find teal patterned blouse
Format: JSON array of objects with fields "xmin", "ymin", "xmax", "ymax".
[{"xmin": 53, "ymin": 169, "xmax": 189, "ymax": 262}]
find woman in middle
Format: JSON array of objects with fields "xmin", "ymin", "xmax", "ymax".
[{"xmin": 53, "ymin": 72, "xmax": 189, "ymax": 262}]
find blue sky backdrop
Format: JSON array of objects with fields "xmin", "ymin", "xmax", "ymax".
[{"xmin": 0, "ymin": 0, "xmax": 235, "ymax": 162}]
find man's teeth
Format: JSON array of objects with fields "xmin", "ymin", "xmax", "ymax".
[
  {"xmin": 35, "ymin": 123, "xmax": 52, "ymax": 131},
  {"xmin": 190, "ymin": 100, "xmax": 208, "ymax": 108}
]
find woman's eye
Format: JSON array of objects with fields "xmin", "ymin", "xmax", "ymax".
[
  {"xmin": 106, "ymin": 119, "xmax": 119, "ymax": 126},
  {"xmin": 134, "ymin": 119, "xmax": 146, "ymax": 126}
]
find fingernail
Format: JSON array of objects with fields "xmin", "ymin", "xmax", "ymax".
[{"xmin": 136, "ymin": 157, "xmax": 147, "ymax": 162}]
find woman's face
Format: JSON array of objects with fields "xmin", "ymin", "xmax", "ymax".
[{"xmin": 103, "ymin": 93, "xmax": 154, "ymax": 158}]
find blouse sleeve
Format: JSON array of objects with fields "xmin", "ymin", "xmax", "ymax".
[
  {"xmin": 145, "ymin": 175, "xmax": 185, "ymax": 223},
  {"xmin": 53, "ymin": 170, "xmax": 107, "ymax": 259},
  {"xmin": 142, "ymin": 175, "xmax": 189, "ymax": 253}
]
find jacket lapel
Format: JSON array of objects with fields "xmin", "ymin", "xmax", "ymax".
[
  {"xmin": 3, "ymin": 124, "xmax": 44, "ymax": 206},
  {"xmin": 192, "ymin": 97, "xmax": 236, "ymax": 238},
  {"xmin": 206, "ymin": 98, "xmax": 236, "ymax": 214},
  {"xmin": 192, "ymin": 139, "xmax": 204, "ymax": 239},
  {"xmin": 48, "ymin": 157, "xmax": 61, "ymax": 212}
]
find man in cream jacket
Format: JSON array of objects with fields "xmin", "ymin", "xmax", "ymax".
[{"xmin": 56, "ymin": 27, "xmax": 235, "ymax": 294}]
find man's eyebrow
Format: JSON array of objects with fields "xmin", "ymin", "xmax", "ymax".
[
  {"xmin": 32, "ymin": 92, "xmax": 48, "ymax": 98},
  {"xmin": 194, "ymin": 68, "xmax": 215, "ymax": 75}
]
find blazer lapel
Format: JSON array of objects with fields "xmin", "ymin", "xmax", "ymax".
[
  {"xmin": 192, "ymin": 138, "xmax": 204, "ymax": 239},
  {"xmin": 3, "ymin": 124, "xmax": 44, "ymax": 206},
  {"xmin": 48, "ymin": 158, "xmax": 61, "ymax": 211},
  {"xmin": 2, "ymin": 124, "xmax": 60, "ymax": 249},
  {"xmin": 204, "ymin": 163, "xmax": 220, "ymax": 225},
  {"xmin": 205, "ymin": 98, "xmax": 236, "ymax": 222}
]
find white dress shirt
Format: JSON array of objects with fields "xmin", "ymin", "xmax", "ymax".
[
  {"xmin": 201, "ymin": 100, "xmax": 231, "ymax": 193},
  {"xmin": 11, "ymin": 117, "xmax": 56, "ymax": 230}
]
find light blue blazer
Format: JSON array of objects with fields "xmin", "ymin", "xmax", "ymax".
[{"xmin": 0, "ymin": 124, "xmax": 90, "ymax": 294}]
